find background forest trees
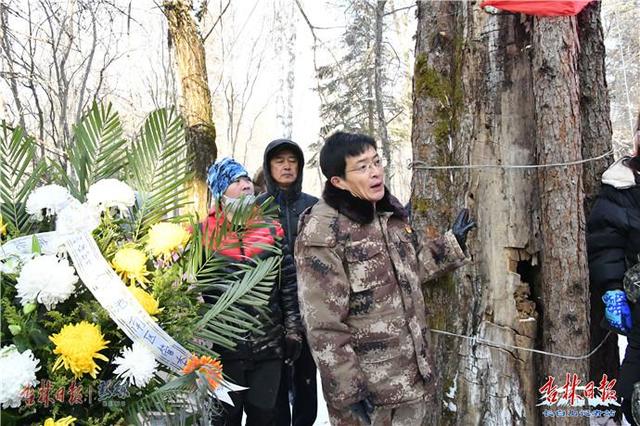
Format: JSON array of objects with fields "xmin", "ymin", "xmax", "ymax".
[
  {"xmin": 311, "ymin": 0, "xmax": 414, "ymax": 192},
  {"xmin": 602, "ymin": 0, "xmax": 639, "ymax": 156},
  {"xmin": 0, "ymin": 0, "xmax": 128, "ymax": 156}
]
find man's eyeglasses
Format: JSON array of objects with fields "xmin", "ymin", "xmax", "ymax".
[{"xmin": 345, "ymin": 157, "xmax": 386, "ymax": 175}]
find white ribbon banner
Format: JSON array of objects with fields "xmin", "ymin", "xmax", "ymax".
[{"xmin": 1, "ymin": 231, "xmax": 245, "ymax": 404}]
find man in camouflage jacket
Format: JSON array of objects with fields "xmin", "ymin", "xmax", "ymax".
[{"xmin": 294, "ymin": 132, "xmax": 475, "ymax": 425}]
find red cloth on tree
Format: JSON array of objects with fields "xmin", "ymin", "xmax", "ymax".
[{"xmin": 480, "ymin": 0, "xmax": 591, "ymax": 16}]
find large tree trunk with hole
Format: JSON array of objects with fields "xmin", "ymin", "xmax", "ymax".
[
  {"xmin": 411, "ymin": 2, "xmax": 608, "ymax": 424},
  {"xmin": 164, "ymin": 0, "xmax": 216, "ymax": 218}
]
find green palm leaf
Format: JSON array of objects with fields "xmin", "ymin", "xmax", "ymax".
[
  {"xmin": 125, "ymin": 373, "xmax": 211, "ymax": 426},
  {"xmin": 64, "ymin": 101, "xmax": 127, "ymax": 199},
  {"xmin": 194, "ymin": 256, "xmax": 278, "ymax": 349},
  {"xmin": 0, "ymin": 123, "xmax": 45, "ymax": 235},
  {"xmin": 128, "ymin": 108, "xmax": 193, "ymax": 240},
  {"xmin": 186, "ymin": 200, "xmax": 281, "ymax": 355}
]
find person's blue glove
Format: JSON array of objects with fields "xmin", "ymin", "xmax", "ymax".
[{"xmin": 602, "ymin": 289, "xmax": 633, "ymax": 334}]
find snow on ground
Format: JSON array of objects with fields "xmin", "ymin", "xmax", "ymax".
[
  {"xmin": 620, "ymin": 335, "xmax": 628, "ymax": 363},
  {"xmin": 315, "ymin": 373, "xmax": 331, "ymax": 425}
]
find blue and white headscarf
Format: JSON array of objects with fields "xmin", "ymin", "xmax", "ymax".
[{"xmin": 206, "ymin": 157, "xmax": 250, "ymax": 199}]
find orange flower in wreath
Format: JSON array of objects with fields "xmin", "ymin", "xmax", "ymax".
[{"xmin": 182, "ymin": 355, "xmax": 223, "ymax": 390}]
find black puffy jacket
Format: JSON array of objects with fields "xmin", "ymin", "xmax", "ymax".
[
  {"xmin": 256, "ymin": 139, "xmax": 318, "ymax": 253},
  {"xmin": 200, "ymin": 210, "xmax": 302, "ymax": 361},
  {"xmin": 587, "ymin": 157, "xmax": 640, "ymax": 295},
  {"xmin": 587, "ymin": 158, "xmax": 640, "ymax": 403}
]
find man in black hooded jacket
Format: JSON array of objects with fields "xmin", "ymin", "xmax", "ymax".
[{"xmin": 257, "ymin": 139, "xmax": 319, "ymax": 426}]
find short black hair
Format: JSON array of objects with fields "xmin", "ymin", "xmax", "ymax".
[{"xmin": 319, "ymin": 132, "xmax": 377, "ymax": 178}]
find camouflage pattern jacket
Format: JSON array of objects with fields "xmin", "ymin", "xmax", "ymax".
[{"xmin": 294, "ymin": 183, "xmax": 468, "ymax": 410}]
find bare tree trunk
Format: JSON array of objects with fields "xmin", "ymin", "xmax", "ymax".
[
  {"xmin": 284, "ymin": 16, "xmax": 296, "ymax": 139},
  {"xmin": 579, "ymin": 2, "xmax": 613, "ymax": 215},
  {"xmin": 411, "ymin": 0, "xmax": 460, "ymax": 233},
  {"xmin": 75, "ymin": 8, "xmax": 98, "ymax": 124},
  {"xmin": 374, "ymin": 0, "xmax": 391, "ymax": 182},
  {"xmin": 26, "ymin": 2, "xmax": 45, "ymax": 144},
  {"xmin": 532, "ymin": 16, "xmax": 589, "ymax": 425},
  {"xmin": 164, "ymin": 0, "xmax": 217, "ymax": 218},
  {"xmin": 274, "ymin": 0, "xmax": 296, "ymax": 139},
  {"xmin": 576, "ymin": 1, "xmax": 617, "ymax": 408},
  {"xmin": 48, "ymin": 0, "xmax": 74, "ymax": 149},
  {"xmin": 411, "ymin": 2, "xmax": 468, "ymax": 423},
  {"xmin": 366, "ymin": 39, "xmax": 375, "ymax": 137}
]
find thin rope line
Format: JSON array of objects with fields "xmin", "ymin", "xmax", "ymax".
[
  {"xmin": 410, "ymin": 150, "xmax": 613, "ymax": 171},
  {"xmin": 430, "ymin": 328, "xmax": 613, "ymax": 360}
]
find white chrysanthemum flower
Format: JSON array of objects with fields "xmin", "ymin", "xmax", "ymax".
[
  {"xmin": 16, "ymin": 255, "xmax": 78, "ymax": 310},
  {"xmin": 0, "ymin": 345, "xmax": 40, "ymax": 408},
  {"xmin": 25, "ymin": 184, "xmax": 73, "ymax": 220},
  {"xmin": 55, "ymin": 200, "xmax": 100, "ymax": 234},
  {"xmin": 86, "ymin": 179, "xmax": 135, "ymax": 212},
  {"xmin": 112, "ymin": 342, "xmax": 158, "ymax": 388}
]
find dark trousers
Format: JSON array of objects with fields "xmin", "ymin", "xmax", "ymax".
[
  {"xmin": 275, "ymin": 340, "xmax": 318, "ymax": 426},
  {"xmin": 618, "ymin": 308, "xmax": 640, "ymax": 425},
  {"xmin": 212, "ymin": 358, "xmax": 283, "ymax": 426},
  {"xmin": 619, "ymin": 343, "xmax": 640, "ymax": 425},
  {"xmin": 622, "ymin": 398, "xmax": 637, "ymax": 426}
]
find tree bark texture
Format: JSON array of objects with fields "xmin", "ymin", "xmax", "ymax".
[
  {"xmin": 164, "ymin": 0, "xmax": 216, "ymax": 218},
  {"xmin": 411, "ymin": 2, "xmax": 608, "ymax": 424},
  {"xmin": 411, "ymin": 2, "xmax": 483, "ymax": 424},
  {"xmin": 575, "ymin": 1, "xmax": 618, "ymax": 407},
  {"xmin": 374, "ymin": 0, "xmax": 391, "ymax": 183},
  {"xmin": 532, "ymin": 15, "xmax": 590, "ymax": 426}
]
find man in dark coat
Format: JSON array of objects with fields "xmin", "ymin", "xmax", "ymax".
[{"xmin": 257, "ymin": 139, "xmax": 319, "ymax": 426}]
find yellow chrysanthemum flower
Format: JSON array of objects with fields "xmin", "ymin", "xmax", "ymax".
[
  {"xmin": 146, "ymin": 222, "xmax": 190, "ymax": 260},
  {"xmin": 0, "ymin": 214, "xmax": 6, "ymax": 237},
  {"xmin": 49, "ymin": 321, "xmax": 109, "ymax": 379},
  {"xmin": 112, "ymin": 247, "xmax": 149, "ymax": 287},
  {"xmin": 43, "ymin": 416, "xmax": 77, "ymax": 426},
  {"xmin": 128, "ymin": 285, "xmax": 162, "ymax": 317}
]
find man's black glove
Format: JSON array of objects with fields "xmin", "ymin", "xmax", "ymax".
[
  {"xmin": 284, "ymin": 333, "xmax": 302, "ymax": 365},
  {"xmin": 451, "ymin": 208, "xmax": 476, "ymax": 250},
  {"xmin": 349, "ymin": 397, "xmax": 374, "ymax": 425}
]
